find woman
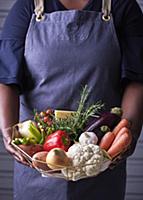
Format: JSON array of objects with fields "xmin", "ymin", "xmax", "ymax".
[{"xmin": 0, "ymin": 0, "xmax": 143, "ymax": 199}]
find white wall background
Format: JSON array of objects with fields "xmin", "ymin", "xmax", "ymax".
[{"xmin": 0, "ymin": 0, "xmax": 143, "ymax": 200}]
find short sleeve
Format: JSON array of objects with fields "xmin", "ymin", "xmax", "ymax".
[
  {"xmin": 120, "ymin": 0, "xmax": 143, "ymax": 83},
  {"xmin": 0, "ymin": 0, "xmax": 33, "ymax": 92},
  {"xmin": 0, "ymin": 39, "xmax": 25, "ymax": 91}
]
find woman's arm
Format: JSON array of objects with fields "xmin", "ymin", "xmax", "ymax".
[
  {"xmin": 111, "ymin": 81, "xmax": 143, "ymax": 165},
  {"xmin": 0, "ymin": 84, "xmax": 29, "ymax": 165},
  {"xmin": 0, "ymin": 0, "xmax": 34, "ymax": 166},
  {"xmin": 121, "ymin": 81, "xmax": 143, "ymax": 143},
  {"xmin": 109, "ymin": 81, "xmax": 143, "ymax": 168}
]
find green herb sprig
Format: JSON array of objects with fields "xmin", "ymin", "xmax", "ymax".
[
  {"xmin": 51, "ymin": 86, "xmax": 104, "ymax": 140},
  {"xmin": 33, "ymin": 86, "xmax": 104, "ymax": 141}
]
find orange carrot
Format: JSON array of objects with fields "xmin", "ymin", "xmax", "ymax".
[
  {"xmin": 112, "ymin": 119, "xmax": 130, "ymax": 136},
  {"xmin": 99, "ymin": 132, "xmax": 115, "ymax": 151},
  {"xmin": 112, "ymin": 127, "xmax": 129, "ymax": 145},
  {"xmin": 107, "ymin": 132, "xmax": 132, "ymax": 158}
]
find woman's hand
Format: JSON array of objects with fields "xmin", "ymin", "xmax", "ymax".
[
  {"xmin": 109, "ymin": 81, "xmax": 143, "ymax": 168},
  {"xmin": 0, "ymin": 84, "xmax": 31, "ymax": 166},
  {"xmin": 2, "ymin": 127, "xmax": 30, "ymax": 166}
]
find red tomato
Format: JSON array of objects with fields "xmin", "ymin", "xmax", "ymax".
[{"xmin": 43, "ymin": 130, "xmax": 71, "ymax": 152}]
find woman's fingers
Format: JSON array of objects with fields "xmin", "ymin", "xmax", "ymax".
[
  {"xmin": 2, "ymin": 130, "xmax": 30, "ymax": 166},
  {"xmin": 4, "ymin": 141, "xmax": 30, "ymax": 166}
]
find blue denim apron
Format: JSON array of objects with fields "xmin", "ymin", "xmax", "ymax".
[{"xmin": 14, "ymin": 0, "xmax": 126, "ymax": 199}]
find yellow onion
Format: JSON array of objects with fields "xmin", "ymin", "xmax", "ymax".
[{"xmin": 46, "ymin": 148, "xmax": 72, "ymax": 170}]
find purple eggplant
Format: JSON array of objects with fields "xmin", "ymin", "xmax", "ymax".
[{"xmin": 85, "ymin": 107, "xmax": 122, "ymax": 142}]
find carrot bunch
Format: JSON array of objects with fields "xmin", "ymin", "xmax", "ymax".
[{"xmin": 99, "ymin": 119, "xmax": 132, "ymax": 159}]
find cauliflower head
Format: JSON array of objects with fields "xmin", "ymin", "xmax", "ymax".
[{"xmin": 62, "ymin": 143, "xmax": 106, "ymax": 181}]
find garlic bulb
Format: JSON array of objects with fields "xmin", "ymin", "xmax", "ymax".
[{"xmin": 79, "ymin": 132, "xmax": 98, "ymax": 145}]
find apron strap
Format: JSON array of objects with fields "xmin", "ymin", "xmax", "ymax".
[
  {"xmin": 34, "ymin": 0, "xmax": 45, "ymax": 21},
  {"xmin": 102, "ymin": 0, "xmax": 111, "ymax": 21},
  {"xmin": 34, "ymin": 0, "xmax": 111, "ymax": 22}
]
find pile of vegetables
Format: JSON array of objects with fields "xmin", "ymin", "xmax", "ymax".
[{"xmin": 12, "ymin": 86, "xmax": 132, "ymax": 181}]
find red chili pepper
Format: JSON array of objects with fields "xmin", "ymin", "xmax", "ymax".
[{"xmin": 43, "ymin": 130, "xmax": 71, "ymax": 152}]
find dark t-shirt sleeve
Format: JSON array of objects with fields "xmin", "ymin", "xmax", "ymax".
[
  {"xmin": 0, "ymin": 0, "xmax": 33, "ymax": 91},
  {"xmin": 1, "ymin": 0, "xmax": 33, "ymax": 39},
  {"xmin": 0, "ymin": 39, "xmax": 24, "ymax": 88},
  {"xmin": 119, "ymin": 0, "xmax": 143, "ymax": 83}
]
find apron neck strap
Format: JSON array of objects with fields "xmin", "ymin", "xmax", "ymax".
[
  {"xmin": 34, "ymin": 0, "xmax": 45, "ymax": 21},
  {"xmin": 102, "ymin": 0, "xmax": 111, "ymax": 21},
  {"xmin": 33, "ymin": 0, "xmax": 111, "ymax": 22}
]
